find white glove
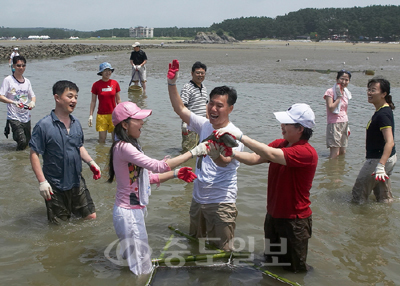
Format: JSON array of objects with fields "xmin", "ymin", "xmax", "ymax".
[
  {"xmin": 12, "ymin": 101, "xmax": 24, "ymax": 108},
  {"xmin": 372, "ymin": 163, "xmax": 389, "ymax": 182},
  {"xmin": 88, "ymin": 115, "xmax": 93, "ymax": 127},
  {"xmin": 88, "ymin": 160, "xmax": 101, "ymax": 180},
  {"xmin": 39, "ymin": 180, "xmax": 53, "ymax": 200},
  {"xmin": 189, "ymin": 142, "xmax": 208, "ymax": 157},
  {"xmin": 207, "ymin": 141, "xmax": 220, "ymax": 160},
  {"xmin": 132, "ymin": 64, "xmax": 136, "ymax": 69},
  {"xmin": 8, "ymin": 63, "xmax": 11, "ymax": 67},
  {"xmin": 28, "ymin": 101, "xmax": 35, "ymax": 109},
  {"xmin": 182, "ymin": 122, "xmax": 188, "ymax": 135},
  {"xmin": 215, "ymin": 127, "xmax": 243, "ymax": 142},
  {"xmin": 136, "ymin": 65, "xmax": 141, "ymax": 70}
]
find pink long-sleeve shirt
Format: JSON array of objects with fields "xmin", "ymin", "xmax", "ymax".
[{"xmin": 113, "ymin": 141, "xmax": 171, "ymax": 209}]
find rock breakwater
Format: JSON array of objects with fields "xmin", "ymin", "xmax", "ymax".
[{"xmin": 0, "ymin": 44, "xmax": 137, "ymax": 60}]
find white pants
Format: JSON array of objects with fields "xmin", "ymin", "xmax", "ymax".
[
  {"xmin": 113, "ymin": 205, "xmax": 153, "ymax": 275},
  {"xmin": 131, "ymin": 65, "xmax": 147, "ymax": 83}
]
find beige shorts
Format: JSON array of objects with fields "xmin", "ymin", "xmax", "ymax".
[
  {"xmin": 326, "ymin": 122, "xmax": 349, "ymax": 148},
  {"xmin": 352, "ymin": 154, "xmax": 397, "ymax": 203},
  {"xmin": 132, "ymin": 65, "xmax": 147, "ymax": 83},
  {"xmin": 189, "ymin": 198, "xmax": 238, "ymax": 251}
]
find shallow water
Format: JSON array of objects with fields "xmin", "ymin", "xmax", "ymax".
[{"xmin": 1, "ymin": 43, "xmax": 400, "ymax": 286}]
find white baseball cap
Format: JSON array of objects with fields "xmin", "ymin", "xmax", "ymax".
[
  {"xmin": 274, "ymin": 103, "xmax": 315, "ymax": 128},
  {"xmin": 132, "ymin": 42, "xmax": 140, "ymax": 48}
]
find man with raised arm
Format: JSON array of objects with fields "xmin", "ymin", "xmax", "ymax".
[{"xmin": 167, "ymin": 59, "xmax": 244, "ymax": 251}]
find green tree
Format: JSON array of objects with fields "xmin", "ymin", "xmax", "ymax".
[{"xmin": 40, "ymin": 28, "xmax": 69, "ymax": 39}]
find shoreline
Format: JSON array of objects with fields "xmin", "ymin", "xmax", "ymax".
[
  {"xmin": 1, "ymin": 39, "xmax": 399, "ymax": 62},
  {"xmin": 1, "ymin": 38, "xmax": 399, "ymax": 49}
]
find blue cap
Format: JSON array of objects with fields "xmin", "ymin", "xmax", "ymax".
[{"xmin": 97, "ymin": 62, "xmax": 114, "ymax": 75}]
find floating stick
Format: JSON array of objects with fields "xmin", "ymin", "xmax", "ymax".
[
  {"xmin": 158, "ymin": 234, "xmax": 175, "ymax": 260},
  {"xmin": 168, "ymin": 225, "xmax": 302, "ymax": 286},
  {"xmin": 250, "ymin": 263, "xmax": 302, "ymax": 286},
  {"xmin": 152, "ymin": 251, "xmax": 251, "ymax": 264}
]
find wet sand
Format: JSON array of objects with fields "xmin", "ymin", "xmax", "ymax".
[
  {"xmin": 62, "ymin": 38, "xmax": 399, "ymax": 88},
  {"xmin": 2, "ymin": 38, "xmax": 399, "ymax": 88},
  {"xmin": 2, "ymin": 38, "xmax": 399, "ymax": 52}
]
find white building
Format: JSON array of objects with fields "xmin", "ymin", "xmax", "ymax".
[
  {"xmin": 129, "ymin": 26, "xmax": 154, "ymax": 38},
  {"xmin": 28, "ymin": 35, "xmax": 50, "ymax": 40}
]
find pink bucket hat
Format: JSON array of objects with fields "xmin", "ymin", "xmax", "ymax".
[{"xmin": 112, "ymin": 101, "xmax": 152, "ymax": 126}]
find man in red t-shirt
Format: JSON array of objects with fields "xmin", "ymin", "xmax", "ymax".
[
  {"xmin": 217, "ymin": 103, "xmax": 318, "ymax": 272},
  {"xmin": 89, "ymin": 62, "xmax": 121, "ymax": 143}
]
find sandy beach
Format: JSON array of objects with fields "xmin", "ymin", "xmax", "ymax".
[{"xmin": 2, "ymin": 38, "xmax": 399, "ymax": 88}]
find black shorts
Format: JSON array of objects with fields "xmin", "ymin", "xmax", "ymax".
[
  {"xmin": 5, "ymin": 119, "xmax": 31, "ymax": 150},
  {"xmin": 264, "ymin": 213, "xmax": 312, "ymax": 272},
  {"xmin": 45, "ymin": 176, "xmax": 96, "ymax": 224}
]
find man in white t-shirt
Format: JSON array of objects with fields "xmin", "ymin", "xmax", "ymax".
[
  {"xmin": 0, "ymin": 55, "xmax": 36, "ymax": 150},
  {"xmin": 167, "ymin": 59, "xmax": 244, "ymax": 251}
]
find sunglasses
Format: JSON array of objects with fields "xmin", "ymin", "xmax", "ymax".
[
  {"xmin": 340, "ymin": 69, "xmax": 351, "ymax": 76},
  {"xmin": 16, "ymin": 64, "xmax": 26, "ymax": 68}
]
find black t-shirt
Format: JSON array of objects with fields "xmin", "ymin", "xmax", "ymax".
[
  {"xmin": 130, "ymin": 50, "xmax": 147, "ymax": 65},
  {"xmin": 366, "ymin": 105, "xmax": 396, "ymax": 158}
]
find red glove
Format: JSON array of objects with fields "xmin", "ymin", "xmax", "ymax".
[
  {"xmin": 12, "ymin": 101, "xmax": 24, "ymax": 108},
  {"xmin": 207, "ymin": 140, "xmax": 220, "ymax": 160},
  {"xmin": 214, "ymin": 128, "xmax": 242, "ymax": 141},
  {"xmin": 219, "ymin": 142, "xmax": 233, "ymax": 157},
  {"xmin": 167, "ymin": 59, "xmax": 179, "ymax": 83},
  {"xmin": 175, "ymin": 167, "xmax": 197, "ymax": 183},
  {"xmin": 88, "ymin": 160, "xmax": 101, "ymax": 180}
]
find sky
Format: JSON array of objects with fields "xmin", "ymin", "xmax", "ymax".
[{"xmin": 2, "ymin": 0, "xmax": 399, "ymax": 31}]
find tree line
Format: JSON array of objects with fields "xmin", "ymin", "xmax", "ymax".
[
  {"xmin": 210, "ymin": 5, "xmax": 400, "ymax": 41},
  {"xmin": 0, "ymin": 27, "xmax": 130, "ymax": 39},
  {"xmin": 0, "ymin": 5, "xmax": 398, "ymax": 41}
]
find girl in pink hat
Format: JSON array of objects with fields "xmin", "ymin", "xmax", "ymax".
[{"xmin": 107, "ymin": 101, "xmax": 208, "ymax": 275}]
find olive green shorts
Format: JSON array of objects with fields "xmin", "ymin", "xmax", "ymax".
[{"xmin": 45, "ymin": 176, "xmax": 96, "ymax": 224}]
